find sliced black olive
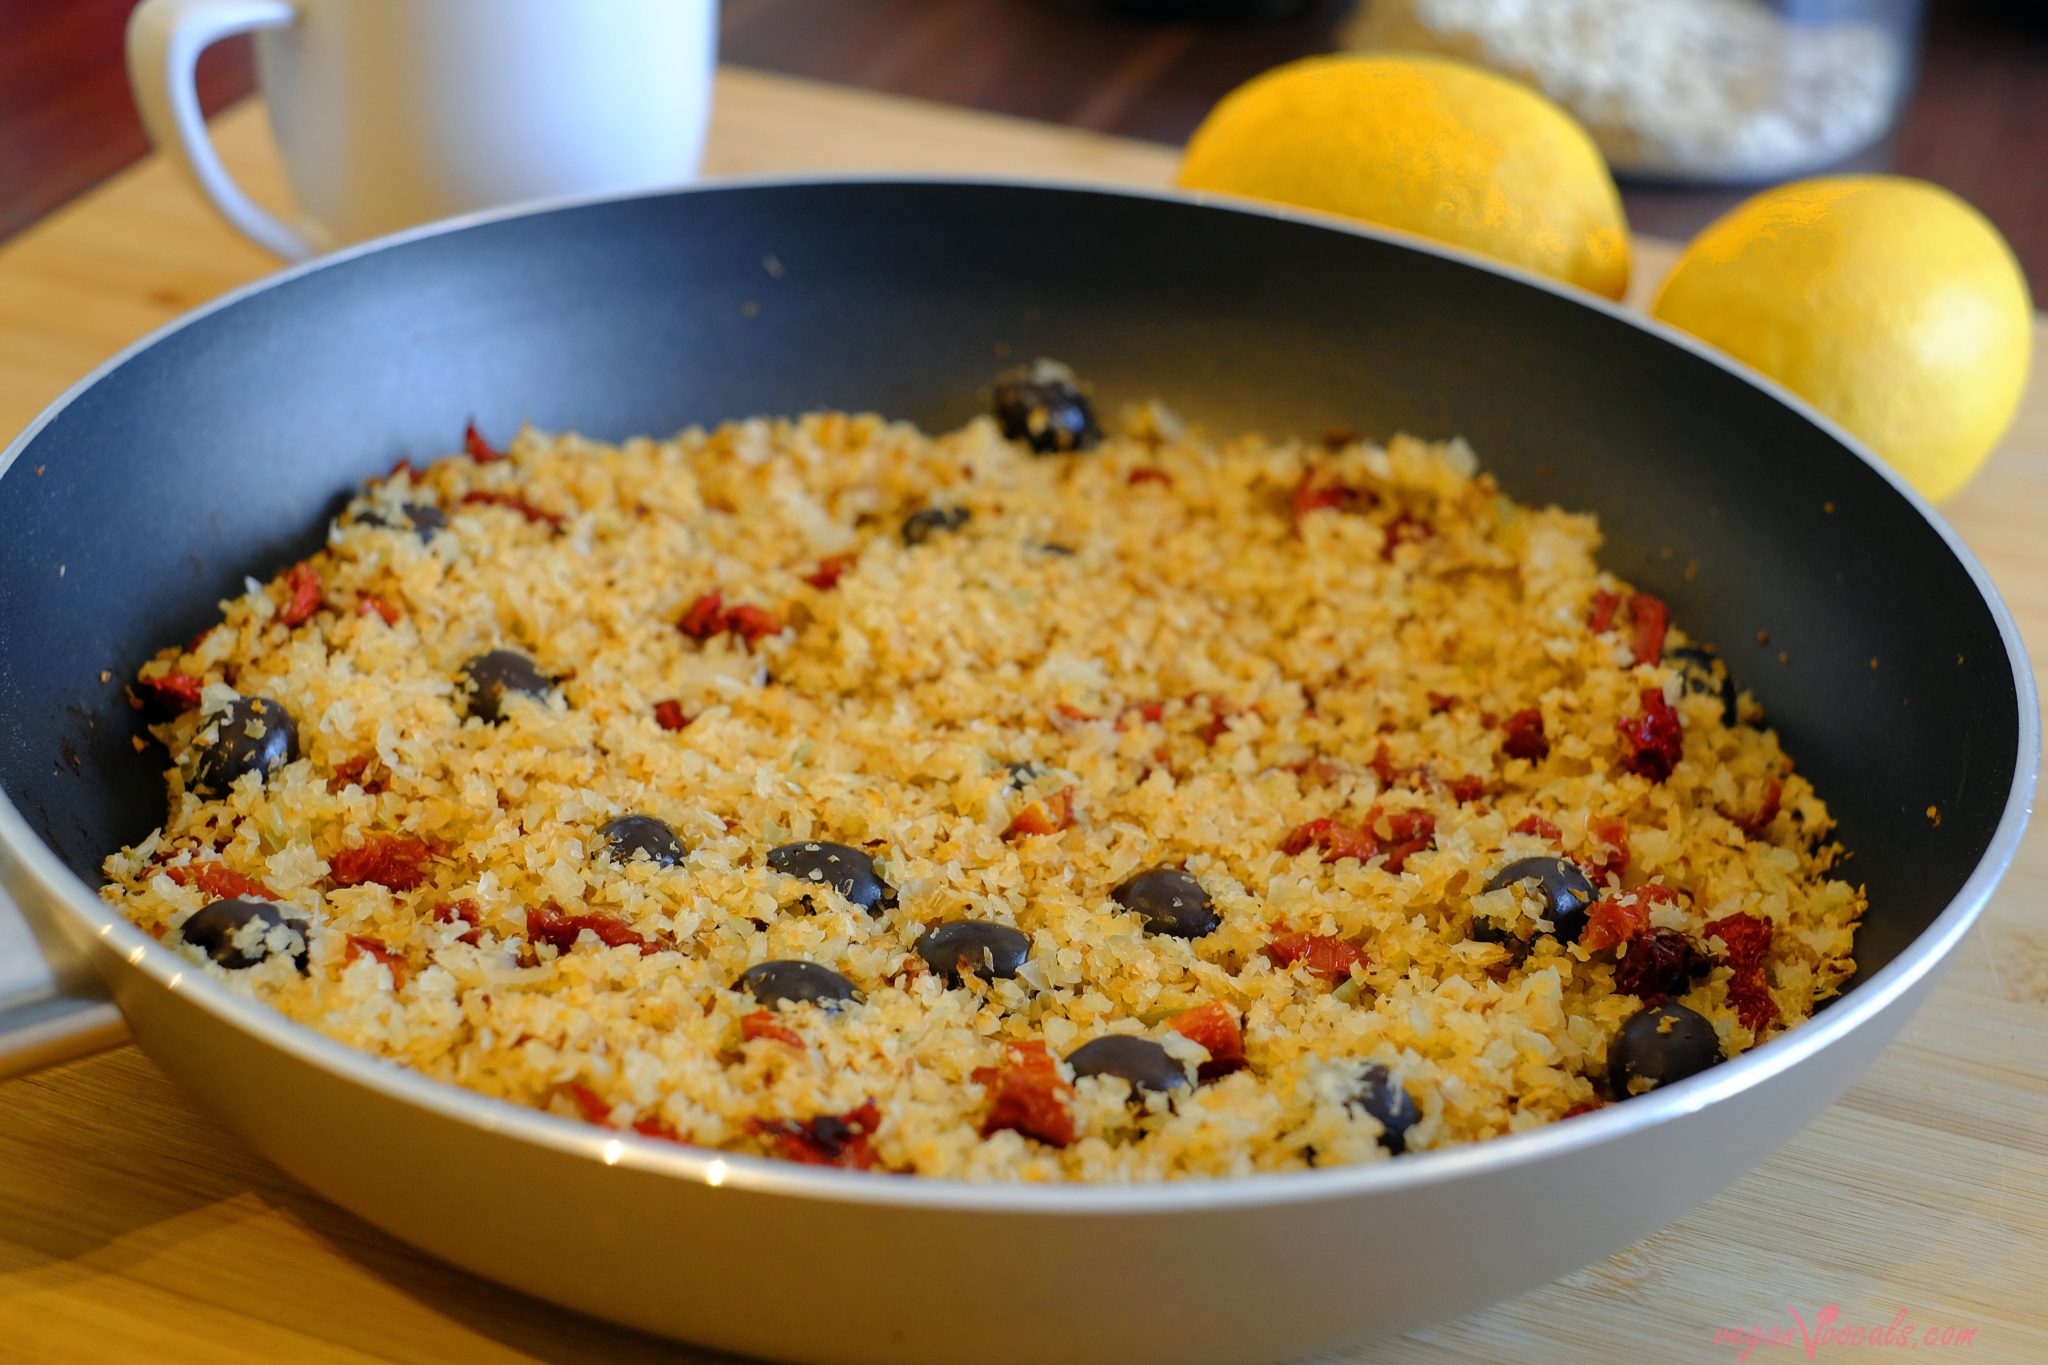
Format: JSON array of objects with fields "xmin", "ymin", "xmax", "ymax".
[
  {"xmin": 190, "ymin": 696, "xmax": 298, "ymax": 797},
  {"xmin": 1482, "ymin": 856, "xmax": 1598, "ymax": 944},
  {"xmin": 901, "ymin": 505, "xmax": 970, "ymax": 546},
  {"xmin": 1609, "ymin": 1002, "xmax": 1724, "ymax": 1095},
  {"xmin": 1345, "ymin": 1063, "xmax": 1420, "ymax": 1154},
  {"xmin": 600, "ymin": 814, "xmax": 683, "ymax": 868},
  {"xmin": 457, "ymin": 650, "xmax": 552, "ymax": 723},
  {"xmin": 356, "ymin": 503, "xmax": 446, "ymax": 540},
  {"xmin": 1004, "ymin": 760, "xmax": 1042, "ymax": 789},
  {"xmin": 766, "ymin": 841, "xmax": 895, "ymax": 916},
  {"xmin": 916, "ymin": 921, "xmax": 1030, "ymax": 986},
  {"xmin": 180, "ymin": 898, "xmax": 310, "ymax": 971},
  {"xmin": 1667, "ymin": 645, "xmax": 1738, "ymax": 725},
  {"xmin": 1112, "ymin": 867, "xmax": 1218, "ymax": 939},
  {"xmin": 736, "ymin": 960, "xmax": 859, "ymax": 1010},
  {"xmin": 993, "ymin": 360, "xmax": 1100, "ymax": 455},
  {"xmin": 1066, "ymin": 1035, "xmax": 1186, "ymax": 1095}
]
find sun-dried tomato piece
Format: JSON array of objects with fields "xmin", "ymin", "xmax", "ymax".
[
  {"xmin": 1287, "ymin": 756, "xmax": 1347, "ymax": 790},
  {"xmin": 1444, "ymin": 774, "xmax": 1486, "ymax": 804},
  {"xmin": 1628, "ymin": 592, "xmax": 1669, "ymax": 667},
  {"xmin": 1588, "ymin": 589, "xmax": 1621, "ymax": 633},
  {"xmin": 652, "ymin": 699, "xmax": 692, "ymax": 732},
  {"xmin": 526, "ymin": 902, "xmax": 654, "ymax": 956},
  {"xmin": 1561, "ymin": 1100, "xmax": 1607, "ymax": 1120},
  {"xmin": 1128, "ymin": 467, "xmax": 1173, "ymax": 486},
  {"xmin": 434, "ymin": 898, "xmax": 483, "ymax": 945},
  {"xmin": 1501, "ymin": 708, "xmax": 1549, "ymax": 762},
  {"xmin": 139, "ymin": 672, "xmax": 205, "ymax": 713},
  {"xmin": 329, "ymin": 834, "xmax": 433, "ymax": 891},
  {"xmin": 1167, "ymin": 1002, "xmax": 1246, "ymax": 1081},
  {"xmin": 1427, "ymin": 691, "xmax": 1458, "ymax": 714},
  {"xmin": 1512, "ymin": 814, "xmax": 1563, "ymax": 842},
  {"xmin": 1364, "ymin": 806, "xmax": 1435, "ymax": 873},
  {"xmin": 563, "ymin": 1080, "xmax": 613, "ymax": 1125},
  {"xmin": 464, "ymin": 421, "xmax": 506, "ymax": 463},
  {"xmin": 344, "ymin": 933, "xmax": 408, "ymax": 988},
  {"xmin": 1267, "ymin": 931, "xmax": 1365, "ymax": 982},
  {"xmin": 1612, "ymin": 926, "xmax": 1702, "ymax": 1005},
  {"xmin": 1380, "ymin": 511, "xmax": 1432, "ymax": 561},
  {"xmin": 356, "ymin": 594, "xmax": 401, "ymax": 625},
  {"xmin": 974, "ymin": 1041, "xmax": 1075, "ymax": 1147},
  {"xmin": 1289, "ymin": 465, "xmax": 1368, "ymax": 526},
  {"xmin": 1115, "ymin": 699, "xmax": 1166, "ymax": 730},
  {"xmin": 1197, "ymin": 695, "xmax": 1235, "ymax": 746},
  {"xmin": 1368, "ymin": 741, "xmax": 1404, "ymax": 788},
  {"xmin": 277, "ymin": 562, "xmax": 322, "ymax": 627},
  {"xmin": 630, "ymin": 1115, "xmax": 685, "ymax": 1143},
  {"xmin": 459, "ymin": 489, "xmax": 564, "ymax": 530},
  {"xmin": 1580, "ymin": 893, "xmax": 1652, "ymax": 954},
  {"xmin": 1583, "ymin": 815, "xmax": 1631, "ymax": 880},
  {"xmin": 725, "ymin": 603, "xmax": 783, "ymax": 647},
  {"xmin": 749, "ymin": 1101, "xmax": 882, "ymax": 1169},
  {"xmin": 802, "ymin": 554, "xmax": 853, "ymax": 590},
  {"xmin": 1705, "ymin": 913, "xmax": 1780, "ymax": 1032},
  {"xmin": 1003, "ymin": 787, "xmax": 1076, "ymax": 839},
  {"xmin": 740, "ymin": 1010, "xmax": 805, "ymax": 1049},
  {"xmin": 1617, "ymin": 688, "xmax": 1684, "ymax": 781},
  {"xmin": 165, "ymin": 862, "xmax": 276, "ymax": 901},
  {"xmin": 1726, "ymin": 780, "xmax": 1784, "ymax": 839},
  {"xmin": 1053, "ymin": 701, "xmax": 1098, "ymax": 723},
  {"xmin": 677, "ymin": 592, "xmax": 727, "ymax": 641},
  {"xmin": 1279, "ymin": 817, "xmax": 1378, "ymax": 864}
]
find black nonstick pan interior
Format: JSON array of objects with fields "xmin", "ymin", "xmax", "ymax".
[{"xmin": 0, "ymin": 181, "xmax": 2020, "ymax": 989}]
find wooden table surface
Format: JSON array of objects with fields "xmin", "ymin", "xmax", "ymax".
[{"xmin": 2, "ymin": 68, "xmax": 2045, "ymax": 1365}]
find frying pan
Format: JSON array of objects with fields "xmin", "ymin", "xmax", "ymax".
[{"xmin": 0, "ymin": 180, "xmax": 2033, "ymax": 1365}]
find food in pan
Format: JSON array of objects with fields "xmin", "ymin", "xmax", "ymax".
[{"xmin": 102, "ymin": 366, "xmax": 1863, "ymax": 1180}]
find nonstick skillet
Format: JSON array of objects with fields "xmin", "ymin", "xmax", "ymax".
[{"xmin": 0, "ymin": 180, "xmax": 2033, "ymax": 1365}]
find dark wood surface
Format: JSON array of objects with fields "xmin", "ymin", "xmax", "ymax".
[{"xmin": 3, "ymin": 0, "xmax": 2045, "ymax": 278}]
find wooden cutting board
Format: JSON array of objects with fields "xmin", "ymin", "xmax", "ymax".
[{"xmin": 1, "ymin": 67, "xmax": 2043, "ymax": 1365}]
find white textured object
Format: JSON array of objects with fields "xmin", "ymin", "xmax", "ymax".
[{"xmin": 1350, "ymin": 0, "xmax": 1905, "ymax": 179}]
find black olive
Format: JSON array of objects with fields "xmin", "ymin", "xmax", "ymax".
[
  {"xmin": 916, "ymin": 921, "xmax": 1031, "ymax": 986},
  {"xmin": 766, "ymin": 841, "xmax": 894, "ymax": 916},
  {"xmin": 180, "ymin": 898, "xmax": 310, "ymax": 971},
  {"xmin": 901, "ymin": 505, "xmax": 970, "ymax": 546},
  {"xmin": 1345, "ymin": 1063, "xmax": 1420, "ymax": 1154},
  {"xmin": 600, "ymin": 814, "xmax": 684, "ymax": 868},
  {"xmin": 1482, "ymin": 856, "xmax": 1598, "ymax": 944},
  {"xmin": 457, "ymin": 650, "xmax": 553, "ymax": 723},
  {"xmin": 356, "ymin": 503, "xmax": 446, "ymax": 540},
  {"xmin": 1004, "ymin": 760, "xmax": 1042, "ymax": 789},
  {"xmin": 736, "ymin": 960, "xmax": 860, "ymax": 1010},
  {"xmin": 1667, "ymin": 645, "xmax": 1738, "ymax": 725},
  {"xmin": 190, "ymin": 696, "xmax": 298, "ymax": 797},
  {"xmin": 1609, "ymin": 1002, "xmax": 1724, "ymax": 1095},
  {"xmin": 1066, "ymin": 1035, "xmax": 1186, "ymax": 1095},
  {"xmin": 993, "ymin": 360, "xmax": 1100, "ymax": 455},
  {"xmin": 1112, "ymin": 867, "xmax": 1218, "ymax": 939}
]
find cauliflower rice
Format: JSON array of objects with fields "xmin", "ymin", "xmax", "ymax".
[{"xmin": 103, "ymin": 394, "xmax": 1863, "ymax": 1181}]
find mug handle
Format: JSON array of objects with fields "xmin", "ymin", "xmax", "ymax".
[{"xmin": 127, "ymin": 0, "xmax": 313, "ymax": 260}]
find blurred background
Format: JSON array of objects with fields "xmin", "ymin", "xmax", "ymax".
[{"xmin": 3, "ymin": 0, "xmax": 2043, "ymax": 271}]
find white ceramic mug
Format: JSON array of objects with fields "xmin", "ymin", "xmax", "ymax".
[{"xmin": 128, "ymin": 0, "xmax": 718, "ymax": 259}]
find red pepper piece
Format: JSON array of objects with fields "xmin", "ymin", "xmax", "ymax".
[
  {"xmin": 278, "ymin": 562, "xmax": 322, "ymax": 627},
  {"xmin": 749, "ymin": 1101, "xmax": 882, "ymax": 1169},
  {"xmin": 329, "ymin": 834, "xmax": 434, "ymax": 891},
  {"xmin": 652, "ymin": 699, "xmax": 693, "ymax": 731},
  {"xmin": 526, "ymin": 902, "xmax": 653, "ymax": 956},
  {"xmin": 139, "ymin": 672, "xmax": 205, "ymax": 713},
  {"xmin": 1617, "ymin": 688, "xmax": 1684, "ymax": 781},
  {"xmin": 344, "ymin": 933, "xmax": 408, "ymax": 989},
  {"xmin": 1127, "ymin": 467, "xmax": 1173, "ymax": 486},
  {"xmin": 165, "ymin": 862, "xmax": 276, "ymax": 901},
  {"xmin": 677, "ymin": 592, "xmax": 727, "ymax": 641},
  {"xmin": 1705, "ymin": 913, "xmax": 1780, "ymax": 1033},
  {"xmin": 1588, "ymin": 589, "xmax": 1621, "ymax": 633},
  {"xmin": 1512, "ymin": 814, "xmax": 1563, "ymax": 842},
  {"xmin": 356, "ymin": 594, "xmax": 401, "ymax": 625},
  {"xmin": 1500, "ymin": 708, "xmax": 1549, "ymax": 762},
  {"xmin": 1628, "ymin": 591, "xmax": 1669, "ymax": 667},
  {"xmin": 974, "ymin": 1041, "xmax": 1076, "ymax": 1147},
  {"xmin": 740, "ymin": 1010, "xmax": 805, "ymax": 1049},
  {"xmin": 1167, "ymin": 1002, "xmax": 1246, "ymax": 1081},
  {"xmin": 1267, "ymin": 931, "xmax": 1365, "ymax": 982},
  {"xmin": 434, "ymin": 898, "xmax": 483, "ymax": 946},
  {"xmin": 464, "ymin": 421, "xmax": 507, "ymax": 463},
  {"xmin": 459, "ymin": 489, "xmax": 564, "ymax": 530},
  {"xmin": 802, "ymin": 554, "xmax": 853, "ymax": 590},
  {"xmin": 1003, "ymin": 787, "xmax": 1075, "ymax": 839}
]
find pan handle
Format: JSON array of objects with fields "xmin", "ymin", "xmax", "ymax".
[
  {"xmin": 0, "ymin": 878, "xmax": 130, "ymax": 1080},
  {"xmin": 127, "ymin": 0, "xmax": 312, "ymax": 260}
]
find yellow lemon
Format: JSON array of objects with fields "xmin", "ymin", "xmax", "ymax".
[
  {"xmin": 1653, "ymin": 176, "xmax": 2031, "ymax": 502},
  {"xmin": 1177, "ymin": 53, "xmax": 1630, "ymax": 299}
]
